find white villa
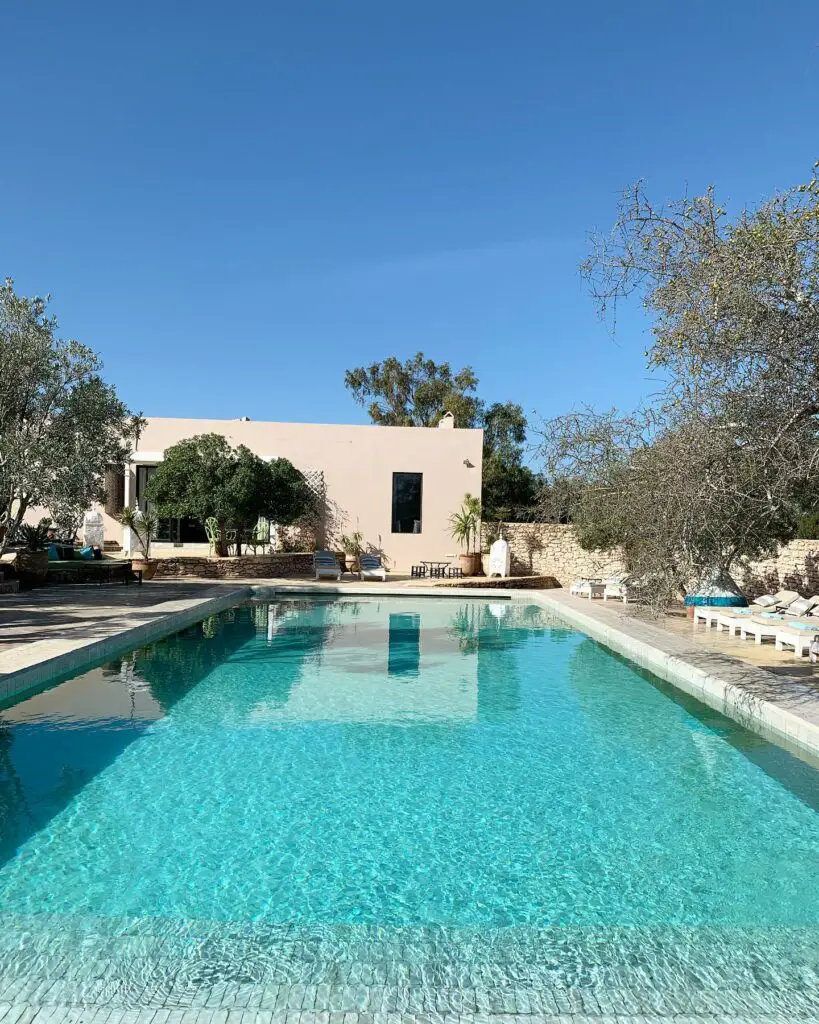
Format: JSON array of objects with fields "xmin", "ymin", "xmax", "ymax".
[{"xmin": 96, "ymin": 415, "xmax": 483, "ymax": 570}]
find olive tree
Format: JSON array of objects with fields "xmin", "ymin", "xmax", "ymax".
[
  {"xmin": 0, "ymin": 279, "xmax": 137, "ymax": 554},
  {"xmin": 145, "ymin": 434, "xmax": 314, "ymax": 555},
  {"xmin": 537, "ymin": 171, "xmax": 819, "ymax": 607}
]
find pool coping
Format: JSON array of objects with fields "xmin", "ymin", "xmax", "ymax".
[
  {"xmin": 0, "ymin": 584, "xmax": 253, "ymax": 705},
  {"xmin": 530, "ymin": 589, "xmax": 819, "ymax": 764}
]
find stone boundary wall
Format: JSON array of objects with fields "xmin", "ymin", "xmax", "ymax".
[
  {"xmin": 154, "ymin": 553, "xmax": 314, "ymax": 579},
  {"xmin": 484, "ymin": 523, "xmax": 625, "ymax": 586},
  {"xmin": 737, "ymin": 539, "xmax": 819, "ymax": 598},
  {"xmin": 486, "ymin": 523, "xmax": 819, "ymax": 597}
]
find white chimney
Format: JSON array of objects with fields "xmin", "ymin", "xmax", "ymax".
[{"xmin": 438, "ymin": 411, "xmax": 455, "ymax": 429}]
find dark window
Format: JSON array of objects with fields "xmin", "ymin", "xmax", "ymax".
[{"xmin": 392, "ymin": 472, "xmax": 422, "ymax": 533}]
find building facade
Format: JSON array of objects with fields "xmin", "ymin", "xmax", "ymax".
[{"xmin": 102, "ymin": 416, "xmax": 483, "ymax": 570}]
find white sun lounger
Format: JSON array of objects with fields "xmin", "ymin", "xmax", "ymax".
[
  {"xmin": 776, "ymin": 623, "xmax": 819, "ymax": 656},
  {"xmin": 313, "ymin": 550, "xmax": 342, "ymax": 581},
  {"xmin": 603, "ymin": 579, "xmax": 628, "ymax": 603},
  {"xmin": 358, "ymin": 553, "xmax": 387, "ymax": 582}
]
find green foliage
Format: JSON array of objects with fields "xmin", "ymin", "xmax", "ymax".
[
  {"xmin": 795, "ymin": 512, "xmax": 819, "ymax": 539},
  {"xmin": 449, "ymin": 493, "xmax": 481, "ymax": 553},
  {"xmin": 145, "ymin": 434, "xmax": 313, "ymax": 555},
  {"xmin": 339, "ymin": 531, "xmax": 365, "ymax": 556},
  {"xmin": 344, "ymin": 352, "xmax": 482, "ymax": 428},
  {"xmin": 118, "ymin": 506, "xmax": 158, "ymax": 560},
  {"xmin": 344, "ymin": 357, "xmax": 541, "ymax": 518},
  {"xmin": 0, "ymin": 279, "xmax": 136, "ymax": 556},
  {"xmin": 481, "ymin": 401, "xmax": 542, "ymax": 518},
  {"xmin": 18, "ymin": 519, "xmax": 51, "ymax": 552},
  {"xmin": 535, "ymin": 170, "xmax": 819, "ymax": 608}
]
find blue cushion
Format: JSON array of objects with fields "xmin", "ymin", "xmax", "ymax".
[
  {"xmin": 47, "ymin": 544, "xmax": 60, "ymax": 561},
  {"xmin": 78, "ymin": 546, "xmax": 95, "ymax": 561}
]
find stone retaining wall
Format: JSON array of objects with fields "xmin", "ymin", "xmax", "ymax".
[
  {"xmin": 436, "ymin": 575, "xmax": 560, "ymax": 590},
  {"xmin": 736, "ymin": 539, "xmax": 819, "ymax": 598},
  {"xmin": 484, "ymin": 523, "xmax": 625, "ymax": 586},
  {"xmin": 486, "ymin": 523, "xmax": 819, "ymax": 597},
  {"xmin": 154, "ymin": 553, "xmax": 314, "ymax": 579}
]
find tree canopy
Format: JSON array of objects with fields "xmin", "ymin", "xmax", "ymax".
[
  {"xmin": 0, "ymin": 279, "xmax": 137, "ymax": 553},
  {"xmin": 145, "ymin": 434, "xmax": 313, "ymax": 555},
  {"xmin": 344, "ymin": 352, "xmax": 482, "ymax": 428},
  {"xmin": 481, "ymin": 402, "xmax": 542, "ymax": 519},
  {"xmin": 538, "ymin": 171, "xmax": 819, "ymax": 606},
  {"xmin": 345, "ymin": 353, "xmax": 541, "ymax": 518}
]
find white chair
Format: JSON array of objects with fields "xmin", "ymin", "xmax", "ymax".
[
  {"xmin": 313, "ymin": 550, "xmax": 341, "ymax": 581},
  {"xmin": 358, "ymin": 553, "xmax": 387, "ymax": 582}
]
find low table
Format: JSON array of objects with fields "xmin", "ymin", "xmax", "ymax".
[{"xmin": 420, "ymin": 560, "xmax": 450, "ymax": 579}]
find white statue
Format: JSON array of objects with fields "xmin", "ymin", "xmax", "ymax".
[
  {"xmin": 488, "ymin": 538, "xmax": 510, "ymax": 578},
  {"xmin": 83, "ymin": 510, "xmax": 104, "ymax": 548}
]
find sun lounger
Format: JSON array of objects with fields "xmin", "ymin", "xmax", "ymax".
[
  {"xmin": 313, "ymin": 550, "xmax": 342, "ymax": 581},
  {"xmin": 570, "ymin": 579, "xmax": 604, "ymax": 599},
  {"xmin": 776, "ymin": 622, "xmax": 819, "ymax": 656},
  {"xmin": 738, "ymin": 611, "xmax": 819, "ymax": 643},
  {"xmin": 781, "ymin": 595, "xmax": 819, "ymax": 617},
  {"xmin": 359, "ymin": 553, "xmax": 387, "ymax": 582},
  {"xmin": 603, "ymin": 578, "xmax": 628, "ymax": 603}
]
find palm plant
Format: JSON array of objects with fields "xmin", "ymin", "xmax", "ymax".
[
  {"xmin": 118, "ymin": 506, "xmax": 158, "ymax": 561},
  {"xmin": 18, "ymin": 520, "xmax": 52, "ymax": 552},
  {"xmin": 449, "ymin": 494, "xmax": 481, "ymax": 554}
]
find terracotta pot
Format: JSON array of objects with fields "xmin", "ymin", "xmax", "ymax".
[
  {"xmin": 132, "ymin": 558, "xmax": 159, "ymax": 581},
  {"xmin": 15, "ymin": 550, "xmax": 49, "ymax": 586},
  {"xmin": 458, "ymin": 552, "xmax": 483, "ymax": 577}
]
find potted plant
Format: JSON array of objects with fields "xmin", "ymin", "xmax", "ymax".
[
  {"xmin": 119, "ymin": 507, "xmax": 159, "ymax": 580},
  {"xmin": 339, "ymin": 531, "xmax": 365, "ymax": 573},
  {"xmin": 449, "ymin": 494, "xmax": 483, "ymax": 577},
  {"xmin": 15, "ymin": 520, "xmax": 52, "ymax": 586}
]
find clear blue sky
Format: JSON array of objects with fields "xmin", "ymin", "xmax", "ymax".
[{"xmin": 3, "ymin": 1, "xmax": 818, "ymax": 442}]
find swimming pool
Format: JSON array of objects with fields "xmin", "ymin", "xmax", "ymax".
[{"xmin": 0, "ymin": 597, "xmax": 817, "ymax": 1017}]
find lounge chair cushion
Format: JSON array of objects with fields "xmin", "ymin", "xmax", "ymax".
[
  {"xmin": 754, "ymin": 594, "xmax": 779, "ymax": 607},
  {"xmin": 785, "ymin": 596, "xmax": 819, "ymax": 617}
]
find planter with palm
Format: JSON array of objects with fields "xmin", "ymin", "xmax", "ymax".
[
  {"xmin": 338, "ymin": 531, "xmax": 365, "ymax": 573},
  {"xmin": 119, "ymin": 507, "xmax": 160, "ymax": 580},
  {"xmin": 15, "ymin": 520, "xmax": 52, "ymax": 586},
  {"xmin": 449, "ymin": 494, "xmax": 483, "ymax": 577}
]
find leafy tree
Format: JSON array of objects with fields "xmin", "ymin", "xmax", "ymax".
[
  {"xmin": 0, "ymin": 279, "xmax": 137, "ymax": 555},
  {"xmin": 145, "ymin": 434, "xmax": 313, "ymax": 555},
  {"xmin": 481, "ymin": 402, "xmax": 542, "ymax": 518},
  {"xmin": 539, "ymin": 170, "xmax": 819, "ymax": 607},
  {"xmin": 345, "ymin": 356, "xmax": 542, "ymax": 517},
  {"xmin": 344, "ymin": 352, "xmax": 482, "ymax": 427}
]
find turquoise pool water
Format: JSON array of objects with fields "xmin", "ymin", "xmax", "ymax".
[{"xmin": 1, "ymin": 597, "xmax": 818, "ymax": 1015}]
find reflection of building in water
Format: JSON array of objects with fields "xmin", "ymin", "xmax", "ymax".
[
  {"xmin": 388, "ymin": 613, "xmax": 420, "ymax": 677},
  {"xmin": 248, "ymin": 598, "xmax": 480, "ymax": 725}
]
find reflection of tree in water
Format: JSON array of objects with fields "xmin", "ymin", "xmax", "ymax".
[
  {"xmin": 107, "ymin": 602, "xmax": 342, "ymax": 720},
  {"xmin": 0, "ymin": 722, "xmax": 33, "ymax": 859},
  {"xmin": 105, "ymin": 606, "xmax": 257, "ymax": 713},
  {"xmin": 448, "ymin": 603, "xmax": 552, "ymax": 722}
]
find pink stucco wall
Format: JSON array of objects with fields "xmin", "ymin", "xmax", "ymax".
[{"xmin": 126, "ymin": 417, "xmax": 483, "ymax": 569}]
